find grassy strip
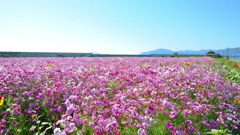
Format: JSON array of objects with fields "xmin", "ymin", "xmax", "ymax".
[{"xmin": 215, "ymin": 58, "xmax": 240, "ymax": 83}]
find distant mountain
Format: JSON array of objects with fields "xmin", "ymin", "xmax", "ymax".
[
  {"xmin": 140, "ymin": 47, "xmax": 240, "ymax": 56},
  {"xmin": 91, "ymin": 52, "xmax": 101, "ymax": 54},
  {"xmin": 140, "ymin": 48, "xmax": 172, "ymax": 55}
]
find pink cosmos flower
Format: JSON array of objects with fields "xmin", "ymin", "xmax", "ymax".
[
  {"xmin": 136, "ymin": 123, "xmax": 142, "ymax": 127},
  {"xmin": 59, "ymin": 132, "xmax": 67, "ymax": 135},
  {"xmin": 166, "ymin": 122, "xmax": 173, "ymax": 128},
  {"xmin": 176, "ymin": 129, "xmax": 183, "ymax": 135},
  {"xmin": 145, "ymin": 108, "xmax": 152, "ymax": 115},
  {"xmin": 114, "ymin": 131, "xmax": 120, "ymax": 135},
  {"xmin": 89, "ymin": 122, "xmax": 94, "ymax": 128},
  {"xmin": 13, "ymin": 121, "xmax": 18, "ymax": 126},
  {"xmin": 231, "ymin": 124, "xmax": 238, "ymax": 129},
  {"xmin": 158, "ymin": 106, "xmax": 164, "ymax": 112},
  {"xmin": 188, "ymin": 126, "xmax": 196, "ymax": 133},
  {"xmin": 111, "ymin": 121, "xmax": 118, "ymax": 129},
  {"xmin": 142, "ymin": 122, "xmax": 150, "ymax": 129},
  {"xmin": 210, "ymin": 119, "xmax": 218, "ymax": 128},
  {"xmin": 233, "ymin": 120, "xmax": 239, "ymax": 126},
  {"xmin": 132, "ymin": 110, "xmax": 138, "ymax": 118},
  {"xmin": 182, "ymin": 127, "xmax": 189, "ymax": 134},
  {"xmin": 12, "ymin": 103, "xmax": 18, "ymax": 109},
  {"xmin": 1, "ymin": 119, "xmax": 6, "ymax": 124},
  {"xmin": 110, "ymin": 126, "xmax": 116, "ymax": 133},
  {"xmin": 169, "ymin": 110, "xmax": 177, "ymax": 118},
  {"xmin": 1, "ymin": 111, "xmax": 7, "ymax": 117},
  {"xmin": 149, "ymin": 104, "xmax": 156, "ymax": 110},
  {"xmin": 138, "ymin": 128, "xmax": 147, "ymax": 135},
  {"xmin": 165, "ymin": 102, "xmax": 173, "ymax": 109},
  {"xmin": 0, "ymin": 125, "xmax": 5, "ymax": 129},
  {"xmin": 168, "ymin": 126, "xmax": 175, "ymax": 132},
  {"xmin": 185, "ymin": 120, "xmax": 193, "ymax": 125}
]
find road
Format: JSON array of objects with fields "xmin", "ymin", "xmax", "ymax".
[{"xmin": 229, "ymin": 58, "xmax": 240, "ymax": 63}]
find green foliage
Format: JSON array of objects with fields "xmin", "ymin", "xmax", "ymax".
[
  {"xmin": 174, "ymin": 52, "xmax": 178, "ymax": 57},
  {"xmin": 195, "ymin": 60, "xmax": 202, "ymax": 65},
  {"xmin": 0, "ymin": 54, "xmax": 11, "ymax": 57},
  {"xmin": 206, "ymin": 51, "xmax": 215, "ymax": 55},
  {"xmin": 215, "ymin": 58, "xmax": 240, "ymax": 83},
  {"xmin": 31, "ymin": 115, "xmax": 53, "ymax": 135},
  {"xmin": 108, "ymin": 81, "xmax": 117, "ymax": 87},
  {"xmin": 204, "ymin": 129, "xmax": 231, "ymax": 135}
]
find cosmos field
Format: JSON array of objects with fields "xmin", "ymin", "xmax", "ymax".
[{"xmin": 0, "ymin": 57, "xmax": 240, "ymax": 135}]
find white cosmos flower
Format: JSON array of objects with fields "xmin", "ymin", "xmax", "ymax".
[
  {"xmin": 121, "ymin": 96, "xmax": 126, "ymax": 100},
  {"xmin": 0, "ymin": 66, "xmax": 5, "ymax": 71},
  {"xmin": 227, "ymin": 117, "xmax": 232, "ymax": 121},
  {"xmin": 133, "ymin": 88, "xmax": 137, "ymax": 92},
  {"xmin": 164, "ymin": 71, "xmax": 169, "ymax": 74},
  {"xmin": 180, "ymin": 68, "xmax": 185, "ymax": 73},
  {"xmin": 54, "ymin": 128, "xmax": 61, "ymax": 135}
]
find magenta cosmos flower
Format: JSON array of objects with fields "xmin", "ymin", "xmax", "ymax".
[
  {"xmin": 185, "ymin": 119, "xmax": 193, "ymax": 125},
  {"xmin": 145, "ymin": 108, "xmax": 152, "ymax": 115},
  {"xmin": 169, "ymin": 110, "xmax": 177, "ymax": 118},
  {"xmin": 138, "ymin": 128, "xmax": 147, "ymax": 135},
  {"xmin": 188, "ymin": 126, "xmax": 196, "ymax": 133},
  {"xmin": 148, "ymin": 104, "xmax": 156, "ymax": 110}
]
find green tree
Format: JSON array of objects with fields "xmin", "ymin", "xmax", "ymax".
[
  {"xmin": 174, "ymin": 52, "xmax": 178, "ymax": 57},
  {"xmin": 205, "ymin": 51, "xmax": 215, "ymax": 56}
]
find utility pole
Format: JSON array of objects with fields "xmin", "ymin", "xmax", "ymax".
[
  {"xmin": 223, "ymin": 50, "xmax": 224, "ymax": 57},
  {"xmin": 227, "ymin": 47, "xmax": 228, "ymax": 57}
]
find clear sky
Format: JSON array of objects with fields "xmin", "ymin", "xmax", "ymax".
[{"xmin": 0, "ymin": 0, "xmax": 240, "ymax": 54}]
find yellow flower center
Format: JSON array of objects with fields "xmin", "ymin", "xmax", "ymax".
[
  {"xmin": 46, "ymin": 63, "xmax": 53, "ymax": 67},
  {"xmin": 234, "ymin": 99, "xmax": 240, "ymax": 103},
  {"xmin": 198, "ymin": 84, "xmax": 203, "ymax": 88},
  {"xmin": 0, "ymin": 97, "xmax": 4, "ymax": 106}
]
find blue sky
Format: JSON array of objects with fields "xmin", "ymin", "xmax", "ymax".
[{"xmin": 0, "ymin": 0, "xmax": 240, "ymax": 54}]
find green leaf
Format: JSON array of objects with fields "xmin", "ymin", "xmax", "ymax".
[
  {"xmin": 44, "ymin": 126, "xmax": 52, "ymax": 132},
  {"xmin": 37, "ymin": 114, "xmax": 44, "ymax": 118},
  {"xmin": 17, "ymin": 128, "xmax": 22, "ymax": 132},
  {"xmin": 30, "ymin": 125, "xmax": 37, "ymax": 130},
  {"xmin": 8, "ymin": 97, "xmax": 13, "ymax": 102},
  {"xmin": 36, "ymin": 121, "xmax": 40, "ymax": 124},
  {"xmin": 39, "ymin": 126, "xmax": 44, "ymax": 130},
  {"xmin": 41, "ymin": 122, "xmax": 49, "ymax": 125},
  {"xmin": 109, "ymin": 81, "xmax": 116, "ymax": 87},
  {"xmin": 204, "ymin": 129, "xmax": 232, "ymax": 135}
]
